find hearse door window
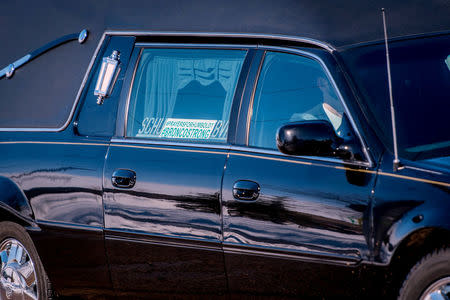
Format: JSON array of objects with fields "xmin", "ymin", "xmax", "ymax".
[
  {"xmin": 126, "ymin": 48, "xmax": 247, "ymax": 143},
  {"xmin": 248, "ymin": 51, "xmax": 353, "ymax": 151}
]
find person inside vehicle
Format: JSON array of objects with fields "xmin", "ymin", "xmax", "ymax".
[{"xmin": 290, "ymin": 76, "xmax": 348, "ymax": 138}]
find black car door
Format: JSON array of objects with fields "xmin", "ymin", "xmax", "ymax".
[
  {"xmin": 103, "ymin": 42, "xmax": 253, "ymax": 297},
  {"xmin": 222, "ymin": 47, "xmax": 377, "ymax": 298},
  {"xmin": 22, "ymin": 35, "xmax": 135, "ymax": 295}
]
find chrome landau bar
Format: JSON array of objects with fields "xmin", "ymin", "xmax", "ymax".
[{"xmin": 0, "ymin": 29, "xmax": 88, "ymax": 79}]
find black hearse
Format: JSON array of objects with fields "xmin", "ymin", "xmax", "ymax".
[{"xmin": 0, "ymin": 1, "xmax": 449, "ymax": 299}]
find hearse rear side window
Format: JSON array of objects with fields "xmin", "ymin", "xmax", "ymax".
[{"xmin": 126, "ymin": 48, "xmax": 247, "ymax": 142}]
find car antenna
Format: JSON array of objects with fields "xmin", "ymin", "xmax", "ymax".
[{"xmin": 382, "ymin": 8, "xmax": 401, "ymax": 172}]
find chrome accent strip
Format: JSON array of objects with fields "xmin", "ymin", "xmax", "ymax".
[
  {"xmin": 105, "ymin": 235, "xmax": 222, "ymax": 252},
  {"xmin": 0, "ymin": 31, "xmax": 106, "ymax": 132},
  {"xmin": 134, "ymin": 42, "xmax": 257, "ymax": 49},
  {"xmin": 0, "ymin": 29, "xmax": 89, "ymax": 80},
  {"xmin": 230, "ymin": 146, "xmax": 372, "ymax": 168},
  {"xmin": 123, "ymin": 48, "xmax": 142, "ymax": 137},
  {"xmin": 37, "ymin": 220, "xmax": 103, "ymax": 232},
  {"xmin": 245, "ymin": 45, "xmax": 374, "ymax": 167},
  {"xmin": 111, "ymin": 137, "xmax": 231, "ymax": 151},
  {"xmin": 245, "ymin": 50, "xmax": 266, "ymax": 145},
  {"xmin": 105, "ymin": 31, "xmax": 335, "ymax": 52},
  {"xmin": 403, "ymin": 165, "xmax": 443, "ymax": 175},
  {"xmin": 223, "ymin": 244, "xmax": 360, "ymax": 265}
]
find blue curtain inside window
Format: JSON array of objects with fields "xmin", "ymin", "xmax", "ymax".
[{"xmin": 127, "ymin": 48, "xmax": 246, "ymax": 140}]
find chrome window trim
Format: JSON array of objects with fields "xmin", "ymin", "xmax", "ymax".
[
  {"xmin": 123, "ymin": 43, "xmax": 251, "ymax": 143},
  {"xmin": 135, "ymin": 42, "xmax": 258, "ymax": 49},
  {"xmin": 245, "ymin": 46, "xmax": 374, "ymax": 167},
  {"xmin": 230, "ymin": 145, "xmax": 372, "ymax": 168},
  {"xmin": 111, "ymin": 137, "xmax": 231, "ymax": 151},
  {"xmin": 110, "ymin": 138, "xmax": 371, "ymax": 168},
  {"xmin": 123, "ymin": 48, "xmax": 143, "ymax": 139},
  {"xmin": 0, "ymin": 33, "xmax": 107, "ymax": 132},
  {"xmin": 108, "ymin": 31, "xmax": 335, "ymax": 52},
  {"xmin": 0, "ymin": 31, "xmax": 333, "ymax": 132},
  {"xmin": 245, "ymin": 50, "xmax": 266, "ymax": 144}
]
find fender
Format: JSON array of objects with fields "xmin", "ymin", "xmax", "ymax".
[
  {"xmin": 378, "ymin": 203, "xmax": 450, "ymax": 264},
  {"xmin": 0, "ymin": 175, "xmax": 35, "ymax": 225}
]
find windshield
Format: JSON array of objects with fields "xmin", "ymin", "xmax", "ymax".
[{"xmin": 340, "ymin": 34, "xmax": 450, "ymax": 161}]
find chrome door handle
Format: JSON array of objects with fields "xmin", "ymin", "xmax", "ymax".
[
  {"xmin": 112, "ymin": 169, "xmax": 136, "ymax": 188},
  {"xmin": 233, "ymin": 180, "xmax": 260, "ymax": 201}
]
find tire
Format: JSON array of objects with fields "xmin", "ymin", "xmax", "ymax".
[
  {"xmin": 0, "ymin": 221, "xmax": 52, "ymax": 300},
  {"xmin": 398, "ymin": 247, "xmax": 450, "ymax": 300}
]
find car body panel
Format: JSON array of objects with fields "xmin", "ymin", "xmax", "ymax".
[
  {"xmin": 103, "ymin": 142, "xmax": 229, "ymax": 295},
  {"xmin": 372, "ymin": 153, "xmax": 450, "ymax": 263}
]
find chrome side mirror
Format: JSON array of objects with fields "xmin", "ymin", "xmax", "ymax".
[{"xmin": 94, "ymin": 50, "xmax": 121, "ymax": 105}]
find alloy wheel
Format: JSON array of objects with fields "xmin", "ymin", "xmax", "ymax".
[{"xmin": 0, "ymin": 238, "xmax": 38, "ymax": 300}]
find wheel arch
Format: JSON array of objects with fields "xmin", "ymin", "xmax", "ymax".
[
  {"xmin": 379, "ymin": 202, "xmax": 450, "ymax": 265},
  {"xmin": 389, "ymin": 228, "xmax": 450, "ymax": 299},
  {"xmin": 390, "ymin": 226, "xmax": 450, "ymax": 265},
  {"xmin": 0, "ymin": 175, "xmax": 35, "ymax": 226},
  {"xmin": 379, "ymin": 213, "xmax": 450, "ymax": 297}
]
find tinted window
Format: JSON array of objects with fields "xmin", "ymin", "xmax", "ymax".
[
  {"xmin": 127, "ymin": 48, "xmax": 246, "ymax": 143},
  {"xmin": 249, "ymin": 51, "xmax": 352, "ymax": 150},
  {"xmin": 341, "ymin": 34, "xmax": 450, "ymax": 160}
]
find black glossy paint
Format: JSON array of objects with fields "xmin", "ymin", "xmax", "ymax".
[
  {"xmin": 372, "ymin": 154, "xmax": 450, "ymax": 263},
  {"xmin": 0, "ymin": 138, "xmax": 107, "ymax": 226},
  {"xmin": 0, "ymin": 30, "xmax": 449, "ymax": 299},
  {"xmin": 222, "ymin": 151, "xmax": 374, "ymax": 297},
  {"xmin": 0, "ymin": 136, "xmax": 111, "ymax": 294},
  {"xmin": 0, "ymin": 35, "xmax": 136, "ymax": 294},
  {"xmin": 276, "ymin": 120, "xmax": 344, "ymax": 157},
  {"xmin": 28, "ymin": 223, "xmax": 112, "ymax": 296},
  {"xmin": 0, "ymin": 176, "xmax": 33, "ymax": 220},
  {"xmin": 103, "ymin": 143, "xmax": 229, "ymax": 295}
]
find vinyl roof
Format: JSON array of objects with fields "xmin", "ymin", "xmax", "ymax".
[
  {"xmin": 0, "ymin": 0, "xmax": 448, "ymax": 129},
  {"xmin": 1, "ymin": 0, "xmax": 449, "ymax": 60}
]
